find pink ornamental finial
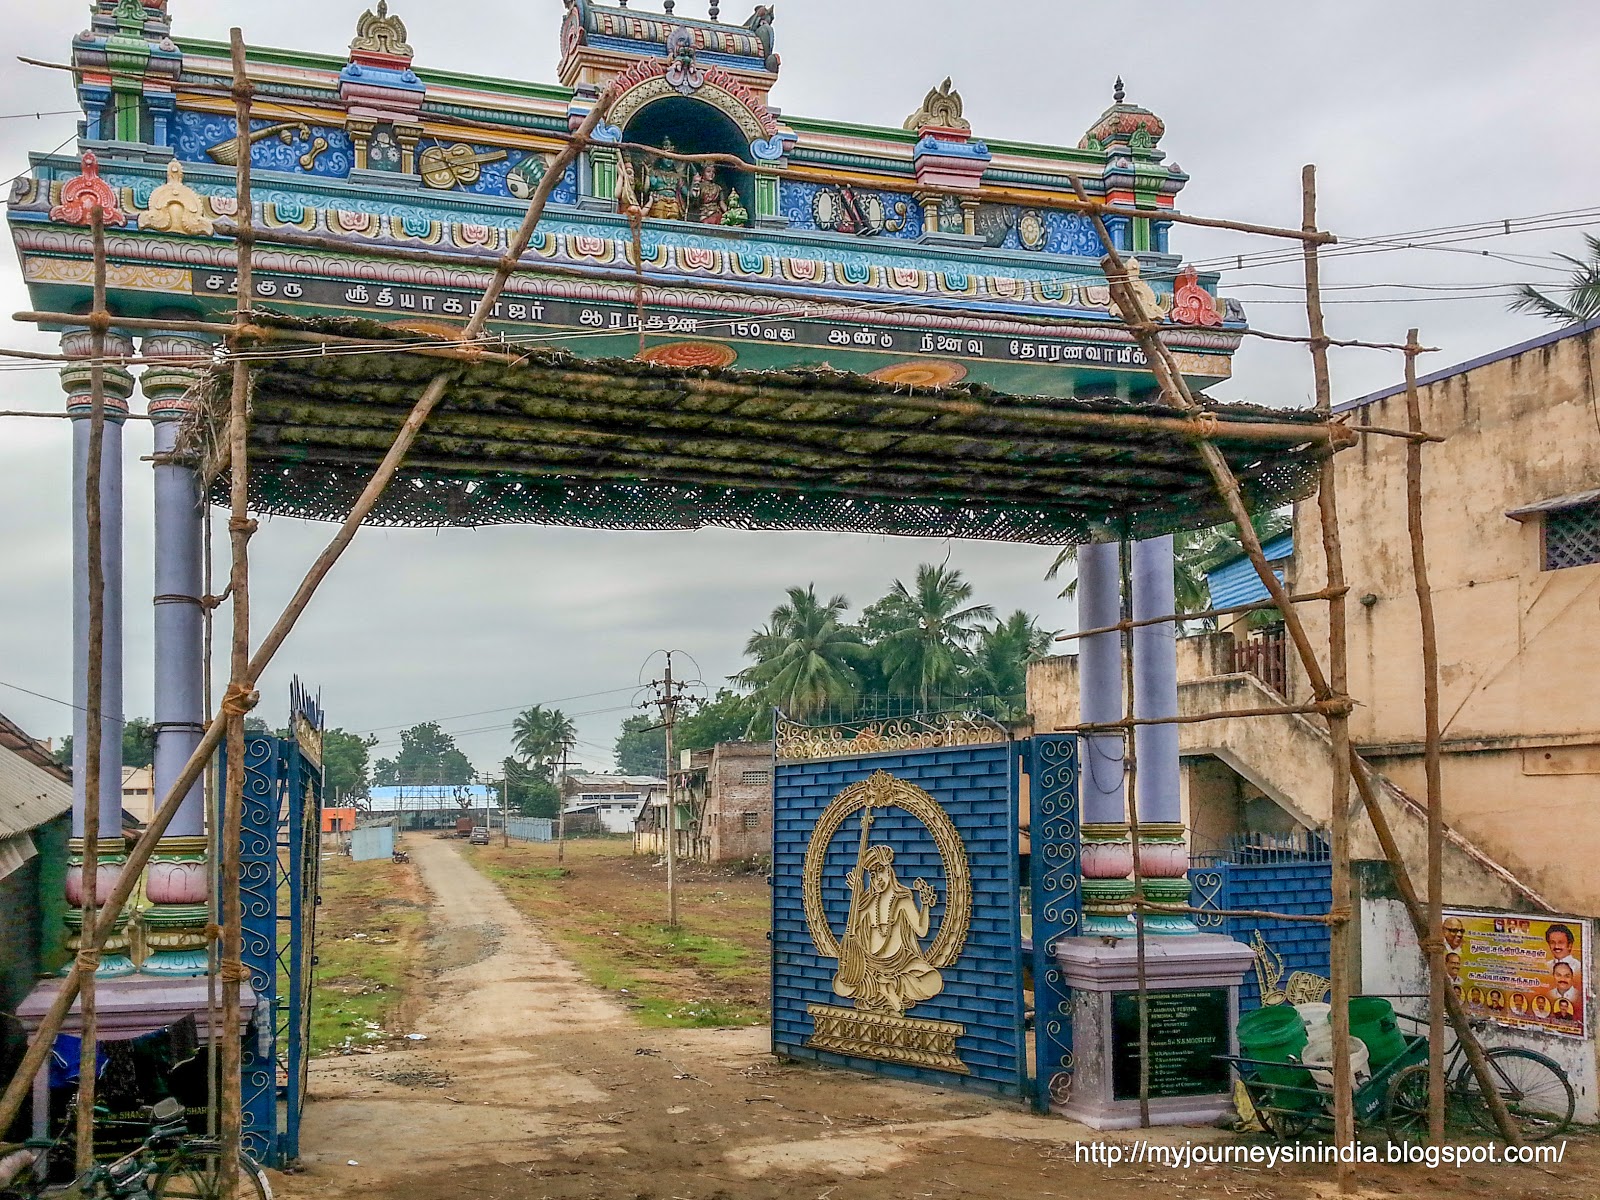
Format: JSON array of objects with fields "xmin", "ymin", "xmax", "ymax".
[{"xmin": 50, "ymin": 152, "xmax": 127, "ymax": 227}]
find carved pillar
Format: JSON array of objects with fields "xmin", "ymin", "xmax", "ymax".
[
  {"xmin": 1132, "ymin": 535, "xmax": 1195, "ymax": 933},
  {"xmin": 139, "ymin": 333, "xmax": 214, "ymax": 975},
  {"xmin": 1077, "ymin": 539, "xmax": 1133, "ymax": 934},
  {"xmin": 61, "ymin": 328, "xmax": 137, "ymax": 977}
]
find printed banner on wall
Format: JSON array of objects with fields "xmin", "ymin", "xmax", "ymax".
[{"xmin": 1443, "ymin": 910, "xmax": 1588, "ymax": 1039}]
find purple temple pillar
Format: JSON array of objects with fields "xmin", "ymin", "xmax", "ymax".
[
  {"xmin": 1076, "ymin": 539, "xmax": 1134, "ymax": 934},
  {"xmin": 1132, "ymin": 535, "xmax": 1195, "ymax": 933},
  {"xmin": 1055, "ymin": 534, "xmax": 1253, "ymax": 1129},
  {"xmin": 139, "ymin": 333, "xmax": 214, "ymax": 975},
  {"xmin": 61, "ymin": 329, "xmax": 137, "ymax": 976}
]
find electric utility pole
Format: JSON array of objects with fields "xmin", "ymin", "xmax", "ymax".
[
  {"xmin": 557, "ymin": 741, "xmax": 570, "ymax": 865},
  {"xmin": 644, "ymin": 651, "xmax": 690, "ymax": 928}
]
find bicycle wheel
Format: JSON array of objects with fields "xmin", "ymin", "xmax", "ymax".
[
  {"xmin": 1458, "ymin": 1047, "xmax": 1575, "ymax": 1141},
  {"xmin": 150, "ymin": 1146, "xmax": 272, "ymax": 1200},
  {"xmin": 1383, "ymin": 1063, "xmax": 1431, "ymax": 1142}
]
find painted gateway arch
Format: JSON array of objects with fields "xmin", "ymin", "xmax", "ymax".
[{"xmin": 7, "ymin": 0, "xmax": 1316, "ymax": 1138}]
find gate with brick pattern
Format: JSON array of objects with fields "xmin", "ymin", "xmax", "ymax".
[{"xmin": 771, "ymin": 714, "xmax": 1079, "ymax": 1103}]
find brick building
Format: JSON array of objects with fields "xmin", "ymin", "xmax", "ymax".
[{"xmin": 635, "ymin": 742, "xmax": 774, "ymax": 864}]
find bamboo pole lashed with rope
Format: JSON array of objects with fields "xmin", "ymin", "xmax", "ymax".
[
  {"xmin": 216, "ymin": 33, "xmax": 257, "ymax": 1198},
  {"xmin": 73, "ymin": 204, "xmax": 111, "ymax": 1177},
  {"xmin": 1402, "ymin": 327, "xmax": 1449, "ymax": 1145}
]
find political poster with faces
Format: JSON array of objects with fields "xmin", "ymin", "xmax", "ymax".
[{"xmin": 1443, "ymin": 910, "xmax": 1589, "ymax": 1039}]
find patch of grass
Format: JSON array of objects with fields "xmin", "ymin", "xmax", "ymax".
[
  {"xmin": 461, "ymin": 840, "xmax": 770, "ymax": 1030},
  {"xmin": 308, "ymin": 847, "xmax": 429, "ymax": 1055}
]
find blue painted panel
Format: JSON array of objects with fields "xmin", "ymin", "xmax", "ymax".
[
  {"xmin": 772, "ymin": 744, "xmax": 1024, "ymax": 1096},
  {"xmin": 1206, "ymin": 532, "xmax": 1294, "ymax": 609},
  {"xmin": 173, "ymin": 113, "xmax": 354, "ymax": 179},
  {"xmin": 781, "ymin": 180, "xmax": 923, "ymax": 239},
  {"xmin": 1026, "ymin": 735, "xmax": 1080, "ymax": 1111},
  {"xmin": 1188, "ymin": 850, "xmax": 1331, "ymax": 1011}
]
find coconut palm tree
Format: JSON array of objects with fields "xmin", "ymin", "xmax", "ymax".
[
  {"xmin": 511, "ymin": 705, "xmax": 576, "ymax": 777},
  {"xmin": 964, "ymin": 610, "xmax": 1054, "ymax": 719},
  {"xmin": 1509, "ymin": 235, "xmax": 1600, "ymax": 326},
  {"xmin": 736, "ymin": 585, "xmax": 867, "ymax": 720},
  {"xmin": 867, "ymin": 564, "xmax": 994, "ymax": 707}
]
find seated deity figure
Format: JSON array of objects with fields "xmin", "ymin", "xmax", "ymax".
[
  {"xmin": 691, "ymin": 165, "xmax": 730, "ymax": 225},
  {"xmin": 722, "ymin": 190, "xmax": 749, "ymax": 226},
  {"xmin": 833, "ymin": 843, "xmax": 943, "ymax": 1015}
]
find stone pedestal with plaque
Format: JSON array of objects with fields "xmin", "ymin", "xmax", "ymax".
[{"xmin": 1054, "ymin": 935, "xmax": 1255, "ymax": 1129}]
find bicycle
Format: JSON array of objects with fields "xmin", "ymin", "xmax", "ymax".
[
  {"xmin": 0, "ymin": 1097, "xmax": 272, "ymax": 1200},
  {"xmin": 1384, "ymin": 1018, "xmax": 1575, "ymax": 1142}
]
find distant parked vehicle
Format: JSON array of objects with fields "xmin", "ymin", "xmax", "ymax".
[
  {"xmin": 469, "ymin": 827, "xmax": 490, "ymax": 845},
  {"xmin": 455, "ymin": 817, "xmax": 475, "ymax": 838}
]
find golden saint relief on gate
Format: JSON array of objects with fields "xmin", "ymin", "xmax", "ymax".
[{"xmin": 801, "ymin": 771, "xmax": 973, "ymax": 1073}]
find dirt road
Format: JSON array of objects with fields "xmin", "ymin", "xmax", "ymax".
[{"xmin": 283, "ymin": 837, "xmax": 1597, "ymax": 1200}]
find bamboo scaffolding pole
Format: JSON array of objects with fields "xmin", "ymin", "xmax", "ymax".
[
  {"xmin": 1403, "ymin": 328, "xmax": 1448, "ymax": 1145},
  {"xmin": 1119, "ymin": 538, "xmax": 1152, "ymax": 1129},
  {"xmin": 1238, "ymin": 328, "xmax": 1437, "ymax": 353},
  {"xmin": 0, "ymin": 347, "xmax": 207, "ymax": 367},
  {"xmin": 1054, "ymin": 587, "xmax": 1347, "ymax": 642},
  {"xmin": 74, "ymin": 204, "xmax": 109, "ymax": 1176},
  {"xmin": 217, "ymin": 33, "xmax": 255, "ymax": 1198},
  {"xmin": 1065, "ymin": 703, "xmax": 1330, "ymax": 733},
  {"xmin": 0, "ymin": 30, "xmax": 617, "ymax": 1154},
  {"xmin": 1299, "ymin": 168, "xmax": 1357, "ymax": 1177},
  {"xmin": 1340, "ymin": 425, "xmax": 1445, "ymax": 444},
  {"xmin": 1132, "ymin": 901, "xmax": 1341, "ymax": 925}
]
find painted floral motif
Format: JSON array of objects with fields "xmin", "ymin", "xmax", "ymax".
[
  {"xmin": 679, "ymin": 246, "xmax": 720, "ymax": 272},
  {"xmin": 50, "ymin": 152, "xmax": 125, "ymax": 226},
  {"xmin": 1170, "ymin": 265, "xmax": 1223, "ymax": 327}
]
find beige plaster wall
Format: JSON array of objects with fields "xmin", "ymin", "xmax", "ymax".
[{"xmin": 1294, "ymin": 325, "xmax": 1600, "ymax": 915}]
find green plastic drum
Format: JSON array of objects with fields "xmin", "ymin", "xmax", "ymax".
[
  {"xmin": 1237, "ymin": 1004, "xmax": 1316, "ymax": 1108},
  {"xmin": 1349, "ymin": 996, "xmax": 1408, "ymax": 1070}
]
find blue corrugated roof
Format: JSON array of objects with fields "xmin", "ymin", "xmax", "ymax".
[{"xmin": 1206, "ymin": 531, "xmax": 1293, "ymax": 609}]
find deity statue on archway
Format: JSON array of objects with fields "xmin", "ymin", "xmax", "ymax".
[
  {"xmin": 641, "ymin": 141, "xmax": 688, "ymax": 220},
  {"xmin": 691, "ymin": 165, "xmax": 730, "ymax": 225}
]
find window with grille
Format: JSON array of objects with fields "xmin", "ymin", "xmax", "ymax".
[
  {"xmin": 740, "ymin": 770, "xmax": 771, "ymax": 786},
  {"xmin": 1545, "ymin": 501, "xmax": 1600, "ymax": 570},
  {"xmin": 741, "ymin": 812, "xmax": 760, "ymax": 831}
]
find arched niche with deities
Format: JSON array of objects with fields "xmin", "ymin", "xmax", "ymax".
[{"xmin": 605, "ymin": 30, "xmax": 788, "ymax": 227}]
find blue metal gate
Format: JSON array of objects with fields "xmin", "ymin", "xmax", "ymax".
[
  {"xmin": 225, "ymin": 684, "xmax": 323, "ymax": 1167},
  {"xmin": 771, "ymin": 714, "xmax": 1029, "ymax": 1097}
]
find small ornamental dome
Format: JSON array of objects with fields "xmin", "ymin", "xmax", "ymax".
[{"xmin": 1078, "ymin": 77, "xmax": 1165, "ymax": 152}]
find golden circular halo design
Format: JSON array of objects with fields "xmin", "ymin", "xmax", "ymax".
[
  {"xmin": 867, "ymin": 359, "xmax": 969, "ymax": 388},
  {"xmin": 637, "ymin": 340, "xmax": 739, "ymax": 369},
  {"xmin": 802, "ymin": 770, "xmax": 972, "ymax": 969}
]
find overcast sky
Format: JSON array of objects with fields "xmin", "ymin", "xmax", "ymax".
[{"xmin": 2, "ymin": 1, "xmax": 1597, "ymax": 772}]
